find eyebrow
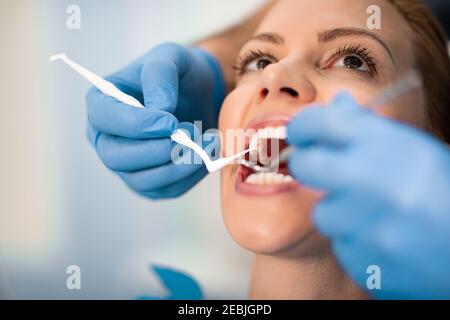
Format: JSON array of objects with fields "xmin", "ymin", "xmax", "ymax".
[
  {"xmin": 249, "ymin": 32, "xmax": 285, "ymax": 45},
  {"xmin": 318, "ymin": 27, "xmax": 395, "ymax": 63}
]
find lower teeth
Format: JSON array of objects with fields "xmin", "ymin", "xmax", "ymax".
[{"xmin": 245, "ymin": 172, "xmax": 294, "ymax": 185}]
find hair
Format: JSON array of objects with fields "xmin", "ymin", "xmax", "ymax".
[{"xmin": 387, "ymin": 0, "xmax": 450, "ymax": 143}]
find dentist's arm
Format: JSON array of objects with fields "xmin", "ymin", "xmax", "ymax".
[
  {"xmin": 287, "ymin": 92, "xmax": 450, "ymax": 299},
  {"xmin": 86, "ymin": 1, "xmax": 276, "ymax": 199}
]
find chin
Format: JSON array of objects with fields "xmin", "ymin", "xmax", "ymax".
[{"xmin": 220, "ymin": 164, "xmax": 324, "ymax": 256}]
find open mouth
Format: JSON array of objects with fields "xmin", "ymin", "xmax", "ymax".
[{"xmin": 235, "ymin": 115, "xmax": 299, "ymax": 195}]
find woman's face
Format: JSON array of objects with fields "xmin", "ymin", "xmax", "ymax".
[{"xmin": 219, "ymin": 0, "xmax": 425, "ymax": 255}]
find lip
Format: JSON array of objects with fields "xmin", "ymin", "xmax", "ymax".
[{"xmin": 235, "ymin": 113, "xmax": 300, "ymax": 196}]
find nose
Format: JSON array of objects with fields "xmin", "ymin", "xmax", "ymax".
[{"xmin": 256, "ymin": 62, "xmax": 316, "ymax": 106}]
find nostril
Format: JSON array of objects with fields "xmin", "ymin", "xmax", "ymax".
[
  {"xmin": 280, "ymin": 87, "xmax": 299, "ymax": 97},
  {"xmin": 260, "ymin": 88, "xmax": 269, "ymax": 99}
]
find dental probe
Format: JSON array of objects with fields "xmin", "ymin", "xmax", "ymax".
[
  {"xmin": 49, "ymin": 53, "xmax": 144, "ymax": 108},
  {"xmin": 170, "ymin": 129, "xmax": 254, "ymax": 173},
  {"xmin": 243, "ymin": 69, "xmax": 423, "ymax": 173}
]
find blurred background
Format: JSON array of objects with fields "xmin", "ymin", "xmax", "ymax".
[{"xmin": 0, "ymin": 0, "xmax": 448, "ymax": 300}]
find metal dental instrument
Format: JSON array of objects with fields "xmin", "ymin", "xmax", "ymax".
[{"xmin": 242, "ymin": 69, "xmax": 423, "ymax": 173}]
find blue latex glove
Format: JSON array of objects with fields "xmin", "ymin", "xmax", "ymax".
[
  {"xmin": 86, "ymin": 43, "xmax": 225, "ymax": 199},
  {"xmin": 287, "ymin": 92, "xmax": 450, "ymax": 299}
]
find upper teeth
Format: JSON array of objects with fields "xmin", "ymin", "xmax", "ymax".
[
  {"xmin": 249, "ymin": 126, "xmax": 286, "ymax": 150},
  {"xmin": 256, "ymin": 126, "xmax": 287, "ymax": 139},
  {"xmin": 249, "ymin": 126, "xmax": 286, "ymax": 165}
]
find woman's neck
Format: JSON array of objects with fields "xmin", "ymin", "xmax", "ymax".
[{"xmin": 249, "ymin": 252, "xmax": 368, "ymax": 300}]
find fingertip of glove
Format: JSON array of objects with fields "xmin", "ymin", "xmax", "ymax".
[
  {"xmin": 144, "ymin": 111, "xmax": 179, "ymax": 137},
  {"xmin": 287, "ymin": 150, "xmax": 303, "ymax": 181},
  {"xmin": 87, "ymin": 122, "xmax": 101, "ymax": 147},
  {"xmin": 332, "ymin": 91, "xmax": 360, "ymax": 109},
  {"xmin": 286, "ymin": 107, "xmax": 319, "ymax": 145},
  {"xmin": 85, "ymin": 86, "xmax": 102, "ymax": 107}
]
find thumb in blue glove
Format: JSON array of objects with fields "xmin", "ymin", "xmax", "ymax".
[
  {"xmin": 287, "ymin": 92, "xmax": 450, "ymax": 299},
  {"xmin": 86, "ymin": 43, "xmax": 226, "ymax": 199}
]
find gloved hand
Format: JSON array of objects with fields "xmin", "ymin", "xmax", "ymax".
[
  {"xmin": 287, "ymin": 92, "xmax": 450, "ymax": 299},
  {"xmin": 86, "ymin": 43, "xmax": 225, "ymax": 199}
]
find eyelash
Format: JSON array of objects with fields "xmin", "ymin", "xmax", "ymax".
[
  {"xmin": 233, "ymin": 44, "xmax": 378, "ymax": 77},
  {"xmin": 233, "ymin": 49, "xmax": 277, "ymax": 76},
  {"xmin": 327, "ymin": 44, "xmax": 378, "ymax": 75}
]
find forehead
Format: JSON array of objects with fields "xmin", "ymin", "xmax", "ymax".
[
  {"xmin": 255, "ymin": 0, "xmax": 413, "ymax": 66},
  {"xmin": 259, "ymin": 0, "xmax": 405, "ymax": 32}
]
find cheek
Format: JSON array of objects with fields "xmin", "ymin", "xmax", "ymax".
[
  {"xmin": 219, "ymin": 83, "xmax": 257, "ymax": 155},
  {"xmin": 317, "ymin": 77, "xmax": 425, "ymax": 129},
  {"xmin": 219, "ymin": 83, "xmax": 256, "ymax": 131},
  {"xmin": 314, "ymin": 78, "xmax": 380, "ymax": 105},
  {"xmin": 376, "ymin": 91, "xmax": 426, "ymax": 129}
]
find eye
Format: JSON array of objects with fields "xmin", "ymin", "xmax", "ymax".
[
  {"xmin": 334, "ymin": 54, "xmax": 370, "ymax": 72},
  {"xmin": 325, "ymin": 44, "xmax": 378, "ymax": 76},
  {"xmin": 245, "ymin": 57, "xmax": 273, "ymax": 72},
  {"xmin": 234, "ymin": 50, "xmax": 278, "ymax": 76}
]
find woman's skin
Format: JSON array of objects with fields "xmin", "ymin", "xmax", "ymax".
[{"xmin": 218, "ymin": 0, "xmax": 425, "ymax": 299}]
